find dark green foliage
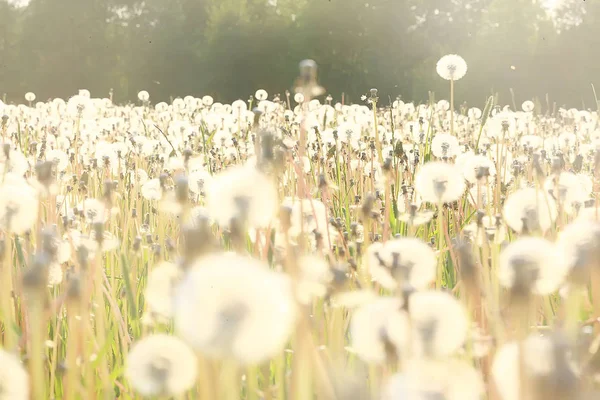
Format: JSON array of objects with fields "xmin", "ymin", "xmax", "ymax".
[{"xmin": 0, "ymin": 0, "xmax": 597, "ymax": 107}]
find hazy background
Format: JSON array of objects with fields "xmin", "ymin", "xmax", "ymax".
[{"xmin": 0, "ymin": 0, "xmax": 596, "ymax": 108}]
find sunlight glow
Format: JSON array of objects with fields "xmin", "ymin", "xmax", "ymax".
[{"xmin": 545, "ymin": 0, "xmax": 562, "ymax": 11}]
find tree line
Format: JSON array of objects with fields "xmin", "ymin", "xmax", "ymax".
[{"xmin": 1, "ymin": 0, "xmax": 598, "ymax": 109}]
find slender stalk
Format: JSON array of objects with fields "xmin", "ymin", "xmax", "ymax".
[{"xmin": 450, "ymin": 79, "xmax": 455, "ymax": 136}]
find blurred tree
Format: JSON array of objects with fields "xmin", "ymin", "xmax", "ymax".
[
  {"xmin": 0, "ymin": 1, "xmax": 23, "ymax": 100},
  {"xmin": 17, "ymin": 0, "xmax": 117, "ymax": 99},
  {"xmin": 1, "ymin": 0, "xmax": 599, "ymax": 108}
]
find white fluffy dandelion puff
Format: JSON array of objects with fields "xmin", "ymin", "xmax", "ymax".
[
  {"xmin": 436, "ymin": 54, "xmax": 468, "ymax": 81},
  {"xmin": 174, "ymin": 253, "xmax": 297, "ymax": 364},
  {"xmin": 415, "ymin": 161, "xmax": 465, "ymax": 204},
  {"xmin": 125, "ymin": 334, "xmax": 198, "ymax": 397}
]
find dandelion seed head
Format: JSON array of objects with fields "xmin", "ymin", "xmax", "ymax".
[
  {"xmin": 350, "ymin": 297, "xmax": 409, "ymax": 364},
  {"xmin": 0, "ymin": 350, "xmax": 29, "ymax": 400},
  {"xmin": 436, "ymin": 54, "xmax": 468, "ymax": 81},
  {"xmin": 408, "ymin": 290, "xmax": 468, "ymax": 358},
  {"xmin": 431, "ymin": 133, "xmax": 460, "ymax": 159},
  {"xmin": 174, "ymin": 253, "xmax": 296, "ymax": 364},
  {"xmin": 137, "ymin": 91, "xmax": 150, "ymax": 102},
  {"xmin": 503, "ymin": 188, "xmax": 557, "ymax": 234},
  {"xmin": 126, "ymin": 334, "xmax": 197, "ymax": 397},
  {"xmin": 499, "ymin": 237, "xmax": 568, "ymax": 296},
  {"xmin": 367, "ymin": 238, "xmax": 436, "ymax": 290},
  {"xmin": 415, "ymin": 161, "xmax": 465, "ymax": 204}
]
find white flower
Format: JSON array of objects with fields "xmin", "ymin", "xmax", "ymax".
[
  {"xmin": 436, "ymin": 54, "xmax": 468, "ymax": 81},
  {"xmin": 503, "ymin": 188, "xmax": 557, "ymax": 234},
  {"xmin": 520, "ymin": 135, "xmax": 543, "ymax": 150},
  {"xmin": 498, "ymin": 237, "xmax": 568, "ymax": 296},
  {"xmin": 492, "ymin": 334, "xmax": 579, "ymax": 400},
  {"xmin": 278, "ymin": 197, "xmax": 338, "ymax": 250},
  {"xmin": 202, "ymin": 95, "xmax": 214, "ymax": 106},
  {"xmin": 468, "ymin": 107, "xmax": 482, "ymax": 119},
  {"xmin": 0, "ymin": 174, "xmax": 39, "ymax": 234},
  {"xmin": 522, "ymin": 100, "xmax": 535, "ymax": 112},
  {"xmin": 231, "ymin": 99, "xmax": 248, "ymax": 115},
  {"xmin": 366, "ymin": 238, "xmax": 436, "ymax": 290},
  {"xmin": 296, "ymin": 255, "xmax": 333, "ymax": 304},
  {"xmin": 0, "ymin": 350, "xmax": 29, "ymax": 400},
  {"xmin": 255, "ymin": 89, "xmax": 268, "ymax": 101},
  {"xmin": 145, "ymin": 262, "xmax": 182, "ymax": 321},
  {"xmin": 78, "ymin": 198, "xmax": 108, "ymax": 224},
  {"xmin": 206, "ymin": 164, "xmax": 278, "ymax": 229},
  {"xmin": 544, "ymin": 172, "xmax": 589, "ymax": 215},
  {"xmin": 349, "ymin": 297, "xmax": 408, "ymax": 364},
  {"xmin": 126, "ymin": 334, "xmax": 198, "ymax": 397},
  {"xmin": 25, "ymin": 92, "xmax": 36, "ymax": 102},
  {"xmin": 431, "ymin": 133, "xmax": 460, "ymax": 158},
  {"xmin": 556, "ymin": 220, "xmax": 600, "ymax": 283},
  {"xmin": 461, "ymin": 154, "xmax": 496, "ymax": 184},
  {"xmin": 294, "ymin": 93, "xmax": 305, "ymax": 103},
  {"xmin": 188, "ymin": 170, "xmax": 213, "ymax": 195},
  {"xmin": 462, "ymin": 215, "xmax": 506, "ymax": 246},
  {"xmin": 383, "ymin": 359, "xmax": 484, "ymax": 400},
  {"xmin": 141, "ymin": 179, "xmax": 163, "ymax": 201},
  {"xmin": 415, "ymin": 161, "xmax": 466, "ymax": 204},
  {"xmin": 174, "ymin": 253, "xmax": 296, "ymax": 364},
  {"xmin": 48, "ymin": 262, "xmax": 63, "ymax": 286},
  {"xmin": 46, "ymin": 149, "xmax": 69, "ymax": 172},
  {"xmin": 408, "ymin": 290, "xmax": 468, "ymax": 358},
  {"xmin": 137, "ymin": 91, "xmax": 150, "ymax": 102}
]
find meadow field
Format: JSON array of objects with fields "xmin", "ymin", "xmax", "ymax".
[{"xmin": 0, "ymin": 56, "xmax": 599, "ymax": 399}]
